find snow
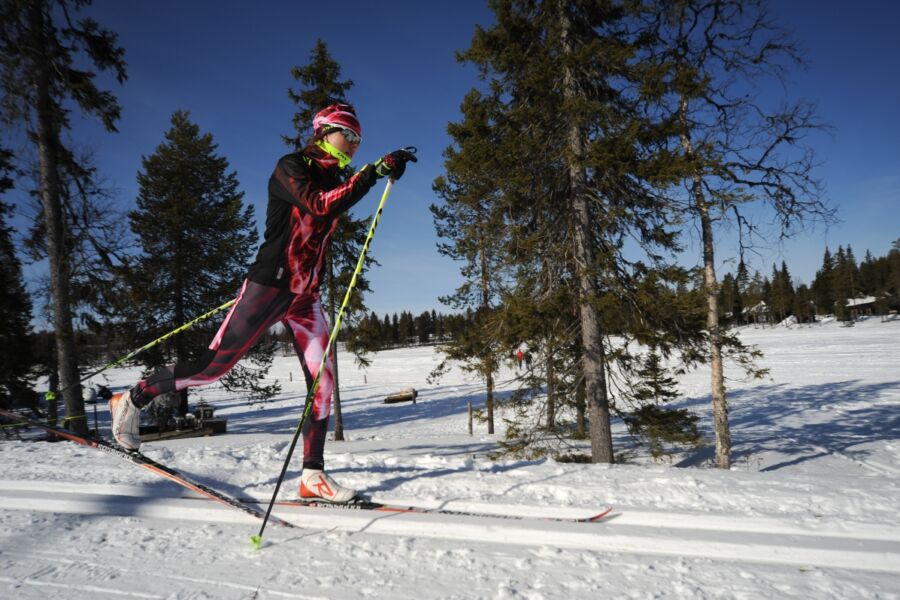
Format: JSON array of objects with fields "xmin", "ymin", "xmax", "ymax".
[{"xmin": 2, "ymin": 319, "xmax": 899, "ymax": 598}]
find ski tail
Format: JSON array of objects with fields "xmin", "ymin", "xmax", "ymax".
[{"xmin": 0, "ymin": 408, "xmax": 294, "ymax": 530}]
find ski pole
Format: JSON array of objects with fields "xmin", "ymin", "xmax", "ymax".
[
  {"xmin": 61, "ymin": 298, "xmax": 237, "ymax": 397},
  {"xmin": 251, "ymin": 173, "xmax": 402, "ymax": 550}
]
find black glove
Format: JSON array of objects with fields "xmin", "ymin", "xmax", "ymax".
[{"xmin": 374, "ymin": 147, "xmax": 417, "ymax": 181}]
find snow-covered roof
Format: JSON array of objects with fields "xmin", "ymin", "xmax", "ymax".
[
  {"xmin": 846, "ymin": 296, "xmax": 877, "ymax": 307},
  {"xmin": 743, "ymin": 301, "xmax": 768, "ymax": 315}
]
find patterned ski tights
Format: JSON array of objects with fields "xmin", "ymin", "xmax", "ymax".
[{"xmin": 131, "ymin": 280, "xmax": 334, "ymax": 470}]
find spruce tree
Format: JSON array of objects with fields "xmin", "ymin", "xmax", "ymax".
[
  {"xmin": 432, "ymin": 89, "xmax": 506, "ymax": 434},
  {"xmin": 120, "ymin": 111, "xmax": 265, "ymax": 415},
  {"xmin": 283, "ymin": 39, "xmax": 353, "ymax": 149},
  {"xmin": 812, "ymin": 247, "xmax": 835, "ymax": 316},
  {"xmin": 730, "ymin": 273, "xmax": 744, "ymax": 327},
  {"xmin": 284, "ymin": 39, "xmax": 374, "ymax": 441},
  {"xmin": 793, "ymin": 283, "xmax": 815, "ymax": 323},
  {"xmin": 890, "ymin": 240, "xmax": 900, "ymax": 311},
  {"xmin": 833, "ymin": 246, "xmax": 850, "ymax": 320},
  {"xmin": 0, "ymin": 0, "xmax": 126, "ymax": 433},
  {"xmin": 398, "ymin": 312, "xmax": 414, "ymax": 344},
  {"xmin": 381, "ymin": 314, "xmax": 392, "ymax": 347},
  {"xmin": 841, "ymin": 245, "xmax": 860, "ymax": 302},
  {"xmin": 767, "ymin": 262, "xmax": 794, "ymax": 323},
  {"xmin": 624, "ymin": 349, "xmax": 699, "ymax": 459},
  {"xmin": 781, "ymin": 262, "xmax": 795, "ymax": 319},
  {"xmin": 859, "ymin": 250, "xmax": 879, "ymax": 296},
  {"xmin": 452, "ymin": 0, "xmax": 703, "ymax": 462}
]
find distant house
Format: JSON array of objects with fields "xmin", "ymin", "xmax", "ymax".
[
  {"xmin": 845, "ymin": 296, "xmax": 877, "ymax": 319},
  {"xmin": 743, "ymin": 301, "xmax": 771, "ymax": 325}
]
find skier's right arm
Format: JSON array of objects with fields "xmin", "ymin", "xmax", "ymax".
[{"xmin": 269, "ymin": 154, "xmax": 377, "ymax": 219}]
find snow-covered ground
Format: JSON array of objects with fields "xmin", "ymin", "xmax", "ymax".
[{"xmin": 2, "ymin": 318, "xmax": 898, "ymax": 599}]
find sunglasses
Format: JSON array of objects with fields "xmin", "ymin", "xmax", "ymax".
[{"xmin": 333, "ymin": 127, "xmax": 361, "ymax": 145}]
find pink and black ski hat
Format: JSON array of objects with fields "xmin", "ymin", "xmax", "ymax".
[{"xmin": 313, "ymin": 103, "xmax": 361, "ymax": 139}]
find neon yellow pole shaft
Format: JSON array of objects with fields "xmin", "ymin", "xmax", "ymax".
[
  {"xmin": 62, "ymin": 299, "xmax": 236, "ymax": 395},
  {"xmin": 252, "ymin": 179, "xmax": 394, "ymax": 549}
]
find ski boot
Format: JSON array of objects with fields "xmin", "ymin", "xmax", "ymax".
[
  {"xmin": 109, "ymin": 390, "xmax": 141, "ymax": 450},
  {"xmin": 299, "ymin": 469, "xmax": 357, "ymax": 503}
]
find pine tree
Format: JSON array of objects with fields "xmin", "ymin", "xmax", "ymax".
[
  {"xmin": 767, "ymin": 262, "xmax": 794, "ymax": 323},
  {"xmin": 730, "ymin": 272, "xmax": 744, "ymax": 327},
  {"xmin": 283, "ymin": 39, "xmax": 354, "ymax": 149},
  {"xmin": 781, "ymin": 262, "xmax": 795, "ymax": 320},
  {"xmin": 624, "ymin": 349, "xmax": 699, "ymax": 459},
  {"xmin": 120, "ymin": 111, "xmax": 265, "ymax": 415},
  {"xmin": 0, "ymin": 0, "xmax": 127, "ymax": 433},
  {"xmin": 812, "ymin": 247, "xmax": 835, "ymax": 316},
  {"xmin": 844, "ymin": 245, "xmax": 860, "ymax": 299},
  {"xmin": 717, "ymin": 273, "xmax": 735, "ymax": 325},
  {"xmin": 793, "ymin": 283, "xmax": 815, "ymax": 323},
  {"xmin": 859, "ymin": 250, "xmax": 879, "ymax": 296},
  {"xmin": 391, "ymin": 313, "xmax": 400, "ymax": 346},
  {"xmin": 454, "ymin": 0, "xmax": 706, "ymax": 462},
  {"xmin": 889, "ymin": 240, "xmax": 900, "ymax": 311},
  {"xmin": 398, "ymin": 311, "xmax": 414, "ymax": 344},
  {"xmin": 432, "ymin": 89, "xmax": 506, "ymax": 434},
  {"xmin": 833, "ymin": 246, "xmax": 850, "ymax": 320},
  {"xmin": 415, "ymin": 311, "xmax": 432, "ymax": 345},
  {"xmin": 381, "ymin": 314, "xmax": 392, "ymax": 347},
  {"xmin": 284, "ymin": 39, "xmax": 374, "ymax": 441}
]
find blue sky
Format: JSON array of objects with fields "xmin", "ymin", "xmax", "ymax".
[{"xmin": 9, "ymin": 0, "xmax": 899, "ymax": 318}]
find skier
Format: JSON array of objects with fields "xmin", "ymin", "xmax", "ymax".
[{"xmin": 110, "ymin": 103, "xmax": 416, "ymax": 503}]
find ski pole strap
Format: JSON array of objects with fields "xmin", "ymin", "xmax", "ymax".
[{"xmin": 61, "ymin": 298, "xmax": 237, "ymax": 395}]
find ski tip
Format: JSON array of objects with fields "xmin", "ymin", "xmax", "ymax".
[
  {"xmin": 586, "ymin": 506, "xmax": 614, "ymax": 522},
  {"xmin": 250, "ymin": 535, "xmax": 263, "ymax": 550}
]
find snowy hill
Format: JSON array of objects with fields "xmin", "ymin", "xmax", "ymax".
[{"xmin": 1, "ymin": 318, "xmax": 898, "ymax": 598}]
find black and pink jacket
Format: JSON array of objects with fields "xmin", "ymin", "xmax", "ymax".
[{"xmin": 247, "ymin": 146, "xmax": 378, "ymax": 295}]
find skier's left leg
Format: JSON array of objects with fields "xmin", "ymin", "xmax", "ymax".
[
  {"xmin": 284, "ymin": 295, "xmax": 356, "ymax": 503},
  {"xmin": 111, "ymin": 281, "xmax": 292, "ymax": 449}
]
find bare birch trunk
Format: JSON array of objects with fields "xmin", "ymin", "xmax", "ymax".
[{"xmin": 679, "ymin": 98, "xmax": 731, "ymax": 469}]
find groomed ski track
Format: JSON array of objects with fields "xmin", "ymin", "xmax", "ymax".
[{"xmin": 2, "ymin": 479, "xmax": 898, "ymax": 575}]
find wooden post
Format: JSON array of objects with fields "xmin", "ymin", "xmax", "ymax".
[{"xmin": 468, "ymin": 401, "xmax": 473, "ymax": 435}]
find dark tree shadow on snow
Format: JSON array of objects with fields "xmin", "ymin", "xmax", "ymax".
[{"xmin": 674, "ymin": 379, "xmax": 900, "ymax": 471}]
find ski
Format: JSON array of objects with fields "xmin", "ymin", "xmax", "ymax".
[
  {"xmin": 1, "ymin": 408, "xmax": 611, "ymax": 528},
  {"xmin": 232, "ymin": 496, "xmax": 613, "ymax": 524},
  {"xmin": 0, "ymin": 408, "xmax": 295, "ymax": 530}
]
